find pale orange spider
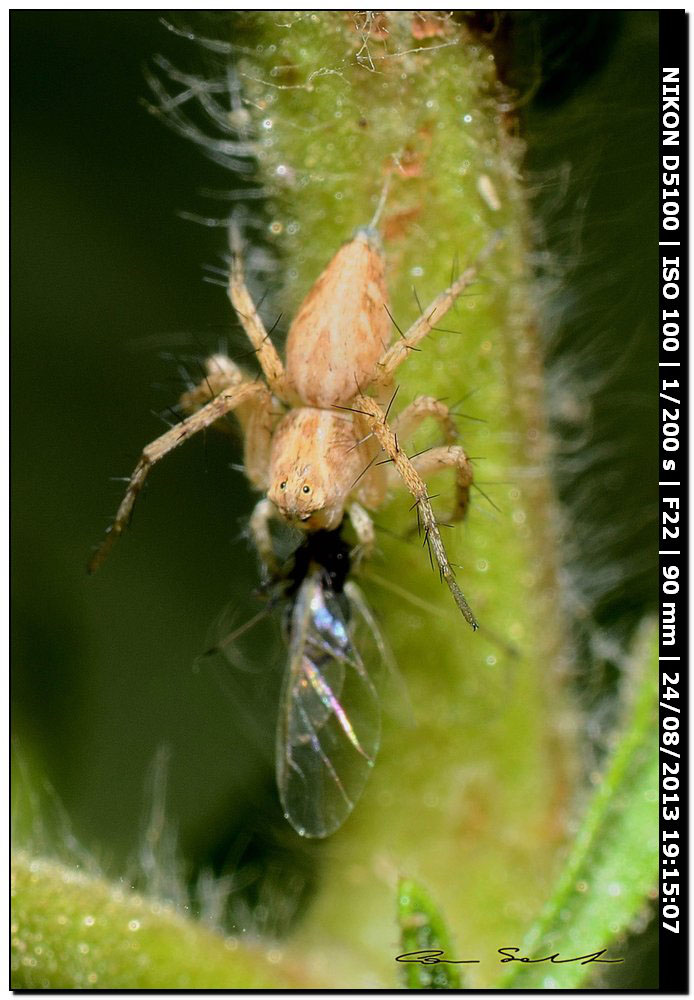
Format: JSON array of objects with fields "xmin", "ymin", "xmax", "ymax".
[{"xmin": 90, "ymin": 223, "xmax": 498, "ymax": 629}]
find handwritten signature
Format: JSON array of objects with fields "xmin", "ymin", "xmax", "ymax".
[{"xmin": 396, "ymin": 948, "xmax": 623, "ymax": 966}]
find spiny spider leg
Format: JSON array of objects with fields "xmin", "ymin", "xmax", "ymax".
[
  {"xmin": 389, "ymin": 397, "xmax": 473, "ymax": 523},
  {"xmin": 178, "ymin": 353, "xmax": 246, "ymax": 412},
  {"xmin": 405, "ymin": 445, "xmax": 473, "ymax": 523},
  {"xmin": 352, "ymin": 394, "xmax": 479, "ymax": 630},
  {"xmin": 180, "ymin": 354, "xmax": 277, "ymax": 489},
  {"xmin": 88, "ymin": 381, "xmax": 270, "ymax": 574},
  {"xmin": 229, "ymin": 226, "xmax": 288, "ymax": 399},
  {"xmin": 374, "ymin": 231, "xmax": 501, "ymax": 387},
  {"xmin": 390, "ymin": 395, "xmax": 458, "ymax": 445}
]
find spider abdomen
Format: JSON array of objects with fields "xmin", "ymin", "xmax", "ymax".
[{"xmin": 285, "ymin": 230, "xmax": 390, "ymax": 408}]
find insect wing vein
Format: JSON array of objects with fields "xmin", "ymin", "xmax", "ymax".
[{"xmin": 301, "ymin": 658, "xmax": 372, "ymax": 761}]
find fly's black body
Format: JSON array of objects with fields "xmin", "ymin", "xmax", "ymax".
[{"xmin": 282, "ymin": 526, "xmax": 352, "ymax": 598}]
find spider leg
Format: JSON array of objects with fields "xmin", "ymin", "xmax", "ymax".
[
  {"xmin": 180, "ymin": 356, "xmax": 278, "ymax": 490},
  {"xmin": 348, "ymin": 500, "xmax": 376, "ymax": 566},
  {"xmin": 373, "ymin": 231, "xmax": 501, "ymax": 387},
  {"xmin": 390, "ymin": 394, "xmax": 458, "ymax": 444},
  {"xmin": 389, "ymin": 397, "xmax": 472, "ymax": 522},
  {"xmin": 228, "ymin": 230, "xmax": 288, "ymax": 400},
  {"xmin": 88, "ymin": 382, "xmax": 270, "ymax": 573},
  {"xmin": 390, "ymin": 445, "xmax": 473, "ymax": 524},
  {"xmin": 179, "ymin": 353, "xmax": 246, "ymax": 414},
  {"xmin": 353, "ymin": 394, "xmax": 478, "ymax": 630},
  {"xmin": 353, "ymin": 395, "xmax": 462, "ymax": 520},
  {"xmin": 249, "ymin": 497, "xmax": 279, "ymax": 575}
]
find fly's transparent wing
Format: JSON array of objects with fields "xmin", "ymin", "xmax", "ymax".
[
  {"xmin": 193, "ymin": 599, "xmax": 283, "ymax": 772},
  {"xmin": 345, "ymin": 580, "xmax": 413, "ymax": 727},
  {"xmin": 198, "ymin": 600, "xmax": 275, "ymax": 675},
  {"xmin": 276, "ymin": 571, "xmax": 383, "ymax": 838}
]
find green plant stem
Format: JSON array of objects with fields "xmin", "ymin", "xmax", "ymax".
[{"xmin": 229, "ymin": 12, "xmax": 577, "ymax": 986}]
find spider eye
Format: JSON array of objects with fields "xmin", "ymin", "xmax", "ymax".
[
  {"xmin": 302, "ymin": 484, "xmax": 311, "ymax": 494},
  {"xmin": 280, "ymin": 481, "xmax": 287, "ymax": 490}
]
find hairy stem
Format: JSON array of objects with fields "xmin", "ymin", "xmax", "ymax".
[{"xmin": 226, "ymin": 12, "xmax": 576, "ymax": 986}]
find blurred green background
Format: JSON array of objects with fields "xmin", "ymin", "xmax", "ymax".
[
  {"xmin": 11, "ymin": 11, "xmax": 288, "ymax": 866},
  {"xmin": 12, "ymin": 11, "xmax": 658, "ymax": 975}
]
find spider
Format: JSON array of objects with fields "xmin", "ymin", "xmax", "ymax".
[{"xmin": 89, "ymin": 223, "xmax": 498, "ymax": 629}]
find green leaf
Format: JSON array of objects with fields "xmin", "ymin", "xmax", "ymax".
[
  {"xmin": 397, "ymin": 879, "xmax": 464, "ymax": 989},
  {"xmin": 496, "ymin": 622, "xmax": 659, "ymax": 989}
]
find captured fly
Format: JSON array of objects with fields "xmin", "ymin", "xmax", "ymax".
[
  {"xmin": 207, "ymin": 527, "xmax": 390, "ymax": 839},
  {"xmin": 276, "ymin": 529, "xmax": 388, "ymax": 838}
]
